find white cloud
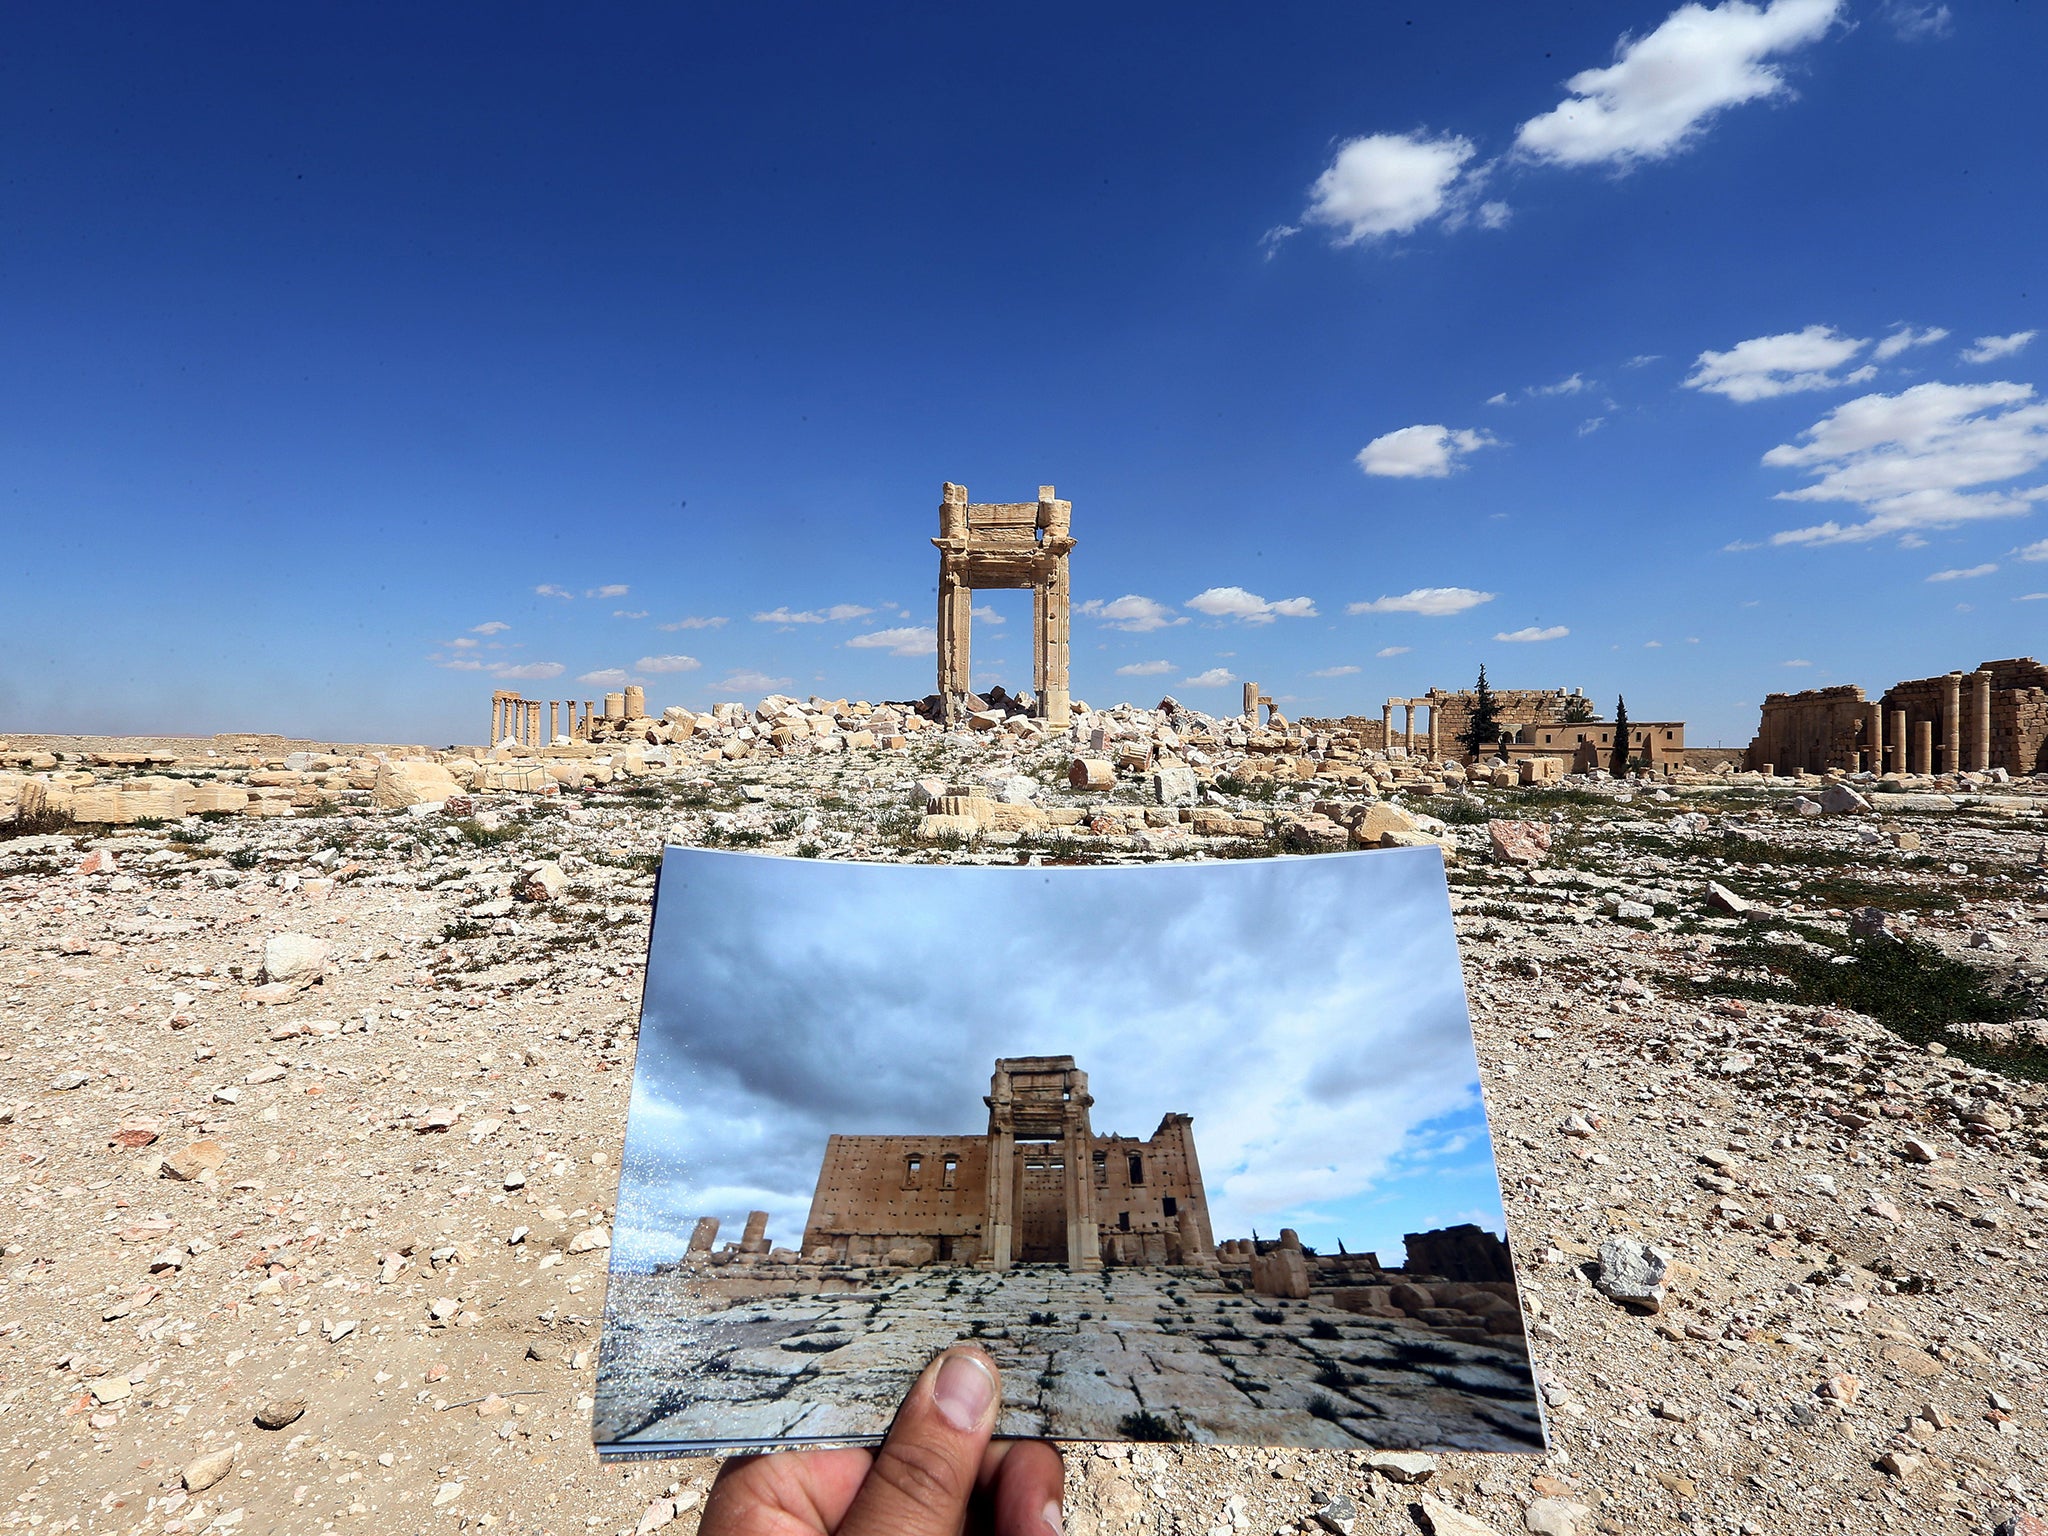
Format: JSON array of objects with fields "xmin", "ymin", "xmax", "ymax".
[
  {"xmin": 1684, "ymin": 324, "xmax": 1873, "ymax": 401},
  {"xmin": 1513, "ymin": 0, "xmax": 1843, "ymax": 168},
  {"xmin": 713, "ymin": 670, "xmax": 792, "ymax": 695},
  {"xmin": 1782, "ymin": 658, "xmax": 1813, "ymax": 667},
  {"xmin": 1477, "ymin": 200, "xmax": 1511, "ymax": 229},
  {"xmin": 1645, "ymin": 640, "xmax": 1664, "ymax": 647},
  {"xmin": 1871, "ymin": 324, "xmax": 1948, "ymax": 362},
  {"xmin": 658, "ymin": 615, "xmax": 729, "ymax": 631},
  {"xmin": 1578, "ymin": 417, "xmax": 1606, "ymax": 436},
  {"xmin": 1182, "ymin": 668, "xmax": 1237, "ymax": 687},
  {"xmin": 1357, "ymin": 424, "xmax": 1500, "ymax": 478},
  {"xmin": 844, "ymin": 626, "xmax": 935, "ymax": 657},
  {"xmin": 753, "ymin": 604, "xmax": 875, "ymax": 624},
  {"xmin": 1309, "ymin": 665, "xmax": 1362, "ymax": 678},
  {"xmin": 1494, "ymin": 625, "xmax": 1569, "ymax": 642},
  {"xmin": 1348, "ymin": 587, "xmax": 1495, "ymax": 616},
  {"xmin": 635, "ymin": 654, "xmax": 702, "ymax": 672},
  {"xmin": 1185, "ymin": 586, "xmax": 1319, "ymax": 623},
  {"xmin": 471, "ymin": 621, "xmax": 511, "ymax": 635},
  {"xmin": 1625, "ymin": 353, "xmax": 1663, "ymax": 368},
  {"xmin": 1925, "ymin": 563, "xmax": 1996, "ymax": 582},
  {"xmin": 446, "ymin": 636, "xmax": 479, "ymax": 650},
  {"xmin": 969, "ymin": 604, "xmax": 1006, "ymax": 624},
  {"xmin": 578, "ymin": 668, "xmax": 631, "ymax": 687},
  {"xmin": 616, "ymin": 610, "xmax": 649, "ymax": 621},
  {"xmin": 1075, "ymin": 595, "xmax": 1185, "ymax": 633},
  {"xmin": 586, "ymin": 584, "xmax": 630, "ymax": 599},
  {"xmin": 1375, "ymin": 645, "xmax": 1412, "ymax": 658},
  {"xmin": 1529, "ymin": 371, "xmax": 1589, "ymax": 397},
  {"xmin": 492, "ymin": 661, "xmax": 566, "ymax": 681},
  {"xmin": 1762, "ymin": 381, "xmax": 2048, "ymax": 544},
  {"xmin": 1880, "ymin": 1, "xmax": 1951, "ymax": 40},
  {"xmin": 534, "ymin": 584, "xmax": 573, "ymax": 600},
  {"xmin": 1302, "ymin": 131, "xmax": 1478, "ymax": 243},
  {"xmin": 1485, "ymin": 392, "xmax": 1510, "ymax": 407},
  {"xmin": 2020, "ymin": 593, "xmax": 2048, "ymax": 602},
  {"xmin": 1115, "ymin": 660, "xmax": 1175, "ymax": 677},
  {"xmin": 435, "ymin": 657, "xmax": 484, "ymax": 671},
  {"xmin": 1962, "ymin": 330, "xmax": 2037, "ymax": 364},
  {"xmin": 2018, "ymin": 539, "xmax": 2048, "ymax": 562}
]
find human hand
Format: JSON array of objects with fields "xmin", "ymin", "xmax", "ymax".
[{"xmin": 698, "ymin": 1345, "xmax": 1063, "ymax": 1536}]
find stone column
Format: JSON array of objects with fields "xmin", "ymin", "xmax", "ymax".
[
  {"xmin": 1031, "ymin": 578, "xmax": 1048, "ymax": 714},
  {"xmin": 1427, "ymin": 705, "xmax": 1440, "ymax": 762},
  {"xmin": 1973, "ymin": 670, "xmax": 1993, "ymax": 770},
  {"xmin": 1864, "ymin": 702, "xmax": 1882, "ymax": 774},
  {"xmin": 1403, "ymin": 703, "xmax": 1416, "ymax": 754},
  {"xmin": 624, "ymin": 684, "xmax": 646, "ymax": 720},
  {"xmin": 549, "ymin": 701, "xmax": 559, "ymax": 744},
  {"xmin": 604, "ymin": 691, "xmax": 625, "ymax": 721},
  {"xmin": 1941, "ymin": 672, "xmax": 1962, "ymax": 774},
  {"xmin": 1243, "ymin": 682, "xmax": 1259, "ymax": 722},
  {"xmin": 740, "ymin": 1211, "xmax": 770, "ymax": 1254},
  {"xmin": 1889, "ymin": 708, "xmax": 1907, "ymax": 774},
  {"xmin": 584, "ymin": 702, "xmax": 596, "ymax": 737},
  {"xmin": 687, "ymin": 1217, "xmax": 719, "ymax": 1253},
  {"xmin": 1062, "ymin": 1084, "xmax": 1100, "ymax": 1274},
  {"xmin": 1914, "ymin": 718, "xmax": 1934, "ymax": 776},
  {"xmin": 1382, "ymin": 702, "xmax": 1393, "ymax": 749},
  {"xmin": 491, "ymin": 697, "xmax": 501, "ymax": 745}
]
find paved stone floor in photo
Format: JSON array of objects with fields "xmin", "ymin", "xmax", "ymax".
[{"xmin": 594, "ymin": 1266, "xmax": 1545, "ymax": 1453}]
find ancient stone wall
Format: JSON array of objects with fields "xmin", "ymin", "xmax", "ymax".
[
  {"xmin": 1424, "ymin": 687, "xmax": 1582, "ymax": 747},
  {"xmin": 802, "ymin": 1134, "xmax": 991, "ymax": 1260},
  {"xmin": 1746, "ymin": 685, "xmax": 1870, "ymax": 775}
]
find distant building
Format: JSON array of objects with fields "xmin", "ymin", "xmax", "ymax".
[
  {"xmin": 1505, "ymin": 718, "xmax": 1687, "ymax": 773},
  {"xmin": 1746, "ymin": 657, "xmax": 2048, "ymax": 775},
  {"xmin": 801, "ymin": 1055, "xmax": 1216, "ymax": 1274}
]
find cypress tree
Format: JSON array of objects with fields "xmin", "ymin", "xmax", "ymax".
[
  {"xmin": 1459, "ymin": 665, "xmax": 1503, "ymax": 759},
  {"xmin": 1609, "ymin": 695, "xmax": 1631, "ymax": 778}
]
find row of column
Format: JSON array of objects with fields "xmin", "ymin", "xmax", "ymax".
[
  {"xmin": 490, "ymin": 694, "xmax": 604, "ymax": 748},
  {"xmin": 1861, "ymin": 671, "xmax": 1994, "ymax": 773},
  {"xmin": 1380, "ymin": 700, "xmax": 1438, "ymax": 758}
]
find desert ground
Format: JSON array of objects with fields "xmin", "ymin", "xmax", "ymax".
[{"xmin": 3, "ymin": 699, "xmax": 2046, "ymax": 1535}]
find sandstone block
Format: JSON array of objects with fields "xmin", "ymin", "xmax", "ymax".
[
  {"xmin": 262, "ymin": 933, "xmax": 330, "ymax": 987},
  {"xmin": 1250, "ymin": 1248, "xmax": 1310, "ymax": 1298},
  {"xmin": 915, "ymin": 814, "xmax": 980, "ymax": 844},
  {"xmin": 1069, "ymin": 758, "xmax": 1115, "ymax": 791},
  {"xmin": 374, "ymin": 760, "xmax": 464, "ymax": 810},
  {"xmin": 1487, "ymin": 819, "xmax": 1549, "ymax": 866}
]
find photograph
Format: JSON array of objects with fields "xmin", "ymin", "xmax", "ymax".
[{"xmin": 594, "ymin": 846, "xmax": 1544, "ymax": 1455}]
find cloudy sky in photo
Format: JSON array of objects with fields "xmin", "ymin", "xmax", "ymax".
[{"xmin": 609, "ymin": 848, "xmax": 1504, "ymax": 1273}]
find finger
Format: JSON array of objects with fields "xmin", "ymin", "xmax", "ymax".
[
  {"xmin": 700, "ymin": 1447, "xmax": 875, "ymax": 1535},
  {"xmin": 977, "ymin": 1438, "xmax": 1065, "ymax": 1536},
  {"xmin": 837, "ymin": 1346, "xmax": 1003, "ymax": 1536}
]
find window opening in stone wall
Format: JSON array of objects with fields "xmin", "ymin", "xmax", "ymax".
[
  {"xmin": 941, "ymin": 1154, "xmax": 957, "ymax": 1190},
  {"xmin": 1093, "ymin": 1151, "xmax": 1107, "ymax": 1185},
  {"xmin": 1162, "ymin": 1196, "xmax": 1178, "ymax": 1218},
  {"xmin": 1128, "ymin": 1154, "xmax": 1144, "ymax": 1185},
  {"xmin": 1118, "ymin": 1211, "xmax": 1130, "ymax": 1231},
  {"xmin": 904, "ymin": 1155, "xmax": 921, "ymax": 1189}
]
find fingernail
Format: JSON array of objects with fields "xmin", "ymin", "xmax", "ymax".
[
  {"xmin": 1041, "ymin": 1497, "xmax": 1064, "ymax": 1536},
  {"xmin": 932, "ymin": 1350, "xmax": 997, "ymax": 1431}
]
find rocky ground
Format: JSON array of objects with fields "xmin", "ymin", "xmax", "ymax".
[
  {"xmin": 594, "ymin": 1268, "xmax": 1542, "ymax": 1454},
  {"xmin": 3, "ymin": 706, "xmax": 2047, "ymax": 1536}
]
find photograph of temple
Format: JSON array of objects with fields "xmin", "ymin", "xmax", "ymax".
[
  {"xmin": 593, "ymin": 848, "xmax": 1541, "ymax": 1455},
  {"xmin": 801, "ymin": 1055, "xmax": 1216, "ymax": 1271}
]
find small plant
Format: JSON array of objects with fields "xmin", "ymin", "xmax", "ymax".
[
  {"xmin": 1026, "ymin": 1310, "xmax": 1057, "ymax": 1327},
  {"xmin": 1306, "ymin": 1392, "xmax": 1348, "ymax": 1424},
  {"xmin": 227, "ymin": 848, "xmax": 261, "ymax": 870},
  {"xmin": 1252, "ymin": 1307, "xmax": 1285, "ymax": 1325},
  {"xmin": 794, "ymin": 841, "xmax": 823, "ymax": 859},
  {"xmin": 131, "ymin": 816, "xmax": 168, "ymax": 831},
  {"xmin": 441, "ymin": 918, "xmax": 489, "ymax": 942},
  {"xmin": 1313, "ymin": 1364, "xmax": 1350, "ymax": 1389},
  {"xmin": 1309, "ymin": 1317, "xmax": 1342, "ymax": 1340},
  {"xmin": 450, "ymin": 817, "xmax": 522, "ymax": 849}
]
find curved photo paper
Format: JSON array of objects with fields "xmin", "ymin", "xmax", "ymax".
[{"xmin": 594, "ymin": 846, "xmax": 1543, "ymax": 1457}]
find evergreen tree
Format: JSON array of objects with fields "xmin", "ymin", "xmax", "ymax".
[
  {"xmin": 1459, "ymin": 665, "xmax": 1504, "ymax": 759},
  {"xmin": 1609, "ymin": 695, "xmax": 1631, "ymax": 777}
]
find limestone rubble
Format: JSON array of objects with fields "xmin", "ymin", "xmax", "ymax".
[{"xmin": 2, "ymin": 697, "xmax": 2047, "ymax": 1535}]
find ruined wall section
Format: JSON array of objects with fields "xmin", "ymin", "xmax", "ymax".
[
  {"xmin": 1092, "ymin": 1115, "xmax": 1212, "ymax": 1265},
  {"xmin": 802, "ymin": 1134, "xmax": 990, "ymax": 1260},
  {"xmin": 1746, "ymin": 685, "xmax": 1869, "ymax": 774},
  {"xmin": 1425, "ymin": 687, "xmax": 1580, "ymax": 746}
]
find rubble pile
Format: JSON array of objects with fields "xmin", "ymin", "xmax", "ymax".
[{"xmin": 2, "ymin": 697, "xmax": 2047, "ymax": 1535}]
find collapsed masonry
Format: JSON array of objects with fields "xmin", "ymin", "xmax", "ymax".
[{"xmin": 1747, "ymin": 656, "xmax": 2048, "ymax": 776}]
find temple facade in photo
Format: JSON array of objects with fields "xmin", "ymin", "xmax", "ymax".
[{"xmin": 800, "ymin": 1055, "xmax": 1216, "ymax": 1273}]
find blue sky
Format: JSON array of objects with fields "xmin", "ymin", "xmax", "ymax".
[
  {"xmin": 610, "ymin": 848, "xmax": 1503, "ymax": 1271},
  {"xmin": 5, "ymin": 2, "xmax": 2045, "ymax": 746}
]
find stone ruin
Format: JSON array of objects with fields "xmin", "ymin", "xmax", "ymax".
[
  {"xmin": 933, "ymin": 482, "xmax": 1074, "ymax": 729},
  {"xmin": 1748, "ymin": 656, "xmax": 2048, "ymax": 777}
]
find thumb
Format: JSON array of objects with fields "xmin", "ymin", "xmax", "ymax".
[{"xmin": 837, "ymin": 1346, "xmax": 1002, "ymax": 1536}]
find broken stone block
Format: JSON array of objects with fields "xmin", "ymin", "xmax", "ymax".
[
  {"xmin": 1705, "ymin": 881, "xmax": 1751, "ymax": 915},
  {"xmin": 1820, "ymin": 782, "xmax": 1872, "ymax": 815},
  {"xmin": 373, "ymin": 760, "xmax": 463, "ymax": 810},
  {"xmin": 1068, "ymin": 758, "xmax": 1114, "ymax": 792},
  {"xmin": 1593, "ymin": 1236, "xmax": 1670, "ymax": 1312},
  {"xmin": 1487, "ymin": 819, "xmax": 1549, "ymax": 866},
  {"xmin": 262, "ymin": 933, "xmax": 330, "ymax": 988},
  {"xmin": 1250, "ymin": 1247, "xmax": 1309, "ymax": 1298},
  {"xmin": 515, "ymin": 862, "xmax": 569, "ymax": 903},
  {"xmin": 1152, "ymin": 764, "xmax": 1197, "ymax": 807}
]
